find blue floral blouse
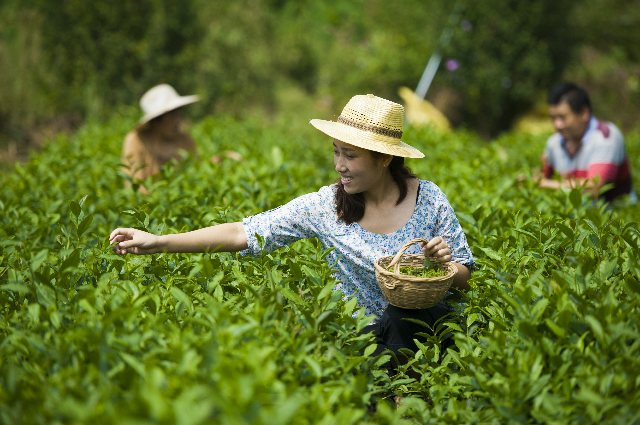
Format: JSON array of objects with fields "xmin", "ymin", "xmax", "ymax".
[{"xmin": 241, "ymin": 180, "xmax": 475, "ymax": 320}]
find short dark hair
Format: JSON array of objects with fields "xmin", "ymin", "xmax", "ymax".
[{"xmin": 547, "ymin": 82, "xmax": 591, "ymax": 114}]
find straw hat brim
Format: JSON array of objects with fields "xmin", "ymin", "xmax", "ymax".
[
  {"xmin": 310, "ymin": 119, "xmax": 424, "ymax": 158},
  {"xmin": 138, "ymin": 95, "xmax": 200, "ymax": 125}
]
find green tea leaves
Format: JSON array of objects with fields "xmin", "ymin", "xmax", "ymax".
[
  {"xmin": 1, "ymin": 113, "xmax": 639, "ymax": 423},
  {"xmin": 30, "ymin": 249, "xmax": 49, "ymax": 273},
  {"xmin": 59, "ymin": 248, "xmax": 81, "ymax": 275},
  {"xmin": 569, "ymin": 188, "xmax": 583, "ymax": 209},
  {"xmin": 69, "ymin": 200, "xmax": 82, "ymax": 219},
  {"xmin": 77, "ymin": 213, "xmax": 94, "ymax": 238}
]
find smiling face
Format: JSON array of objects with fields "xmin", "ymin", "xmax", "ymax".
[
  {"xmin": 549, "ymin": 101, "xmax": 590, "ymax": 144},
  {"xmin": 333, "ymin": 139, "xmax": 391, "ymax": 195}
]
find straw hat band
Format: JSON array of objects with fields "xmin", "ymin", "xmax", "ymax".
[{"xmin": 337, "ymin": 116, "xmax": 403, "ymax": 139}]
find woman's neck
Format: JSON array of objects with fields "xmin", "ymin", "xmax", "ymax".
[
  {"xmin": 361, "ymin": 172, "xmax": 400, "ymax": 206},
  {"xmin": 357, "ymin": 176, "xmax": 418, "ymax": 234}
]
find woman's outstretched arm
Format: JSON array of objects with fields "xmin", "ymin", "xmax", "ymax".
[{"xmin": 109, "ymin": 222, "xmax": 248, "ymax": 255}]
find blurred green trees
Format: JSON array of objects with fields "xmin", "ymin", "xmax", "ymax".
[
  {"xmin": 0, "ymin": 0, "xmax": 444, "ymax": 147},
  {"xmin": 0, "ymin": 0, "xmax": 638, "ymax": 146},
  {"xmin": 565, "ymin": 0, "xmax": 640, "ymax": 132},
  {"xmin": 439, "ymin": 0, "xmax": 575, "ymax": 137}
]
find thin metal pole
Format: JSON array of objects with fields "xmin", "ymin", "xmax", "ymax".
[
  {"xmin": 414, "ymin": 2, "xmax": 464, "ymax": 99},
  {"xmin": 415, "ymin": 52, "xmax": 442, "ymax": 100}
]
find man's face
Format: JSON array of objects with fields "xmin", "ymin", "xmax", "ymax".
[{"xmin": 549, "ymin": 101, "xmax": 590, "ymax": 143}]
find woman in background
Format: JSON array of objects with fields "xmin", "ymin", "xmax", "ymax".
[{"xmin": 121, "ymin": 84, "xmax": 199, "ymax": 193}]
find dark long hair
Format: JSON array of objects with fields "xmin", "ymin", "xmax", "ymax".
[{"xmin": 335, "ymin": 153, "xmax": 417, "ymax": 225}]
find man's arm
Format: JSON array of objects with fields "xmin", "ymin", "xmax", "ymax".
[{"xmin": 535, "ymin": 169, "xmax": 604, "ymax": 197}]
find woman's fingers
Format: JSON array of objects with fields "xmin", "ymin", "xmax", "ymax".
[
  {"xmin": 431, "ymin": 248, "xmax": 451, "ymax": 262},
  {"xmin": 112, "ymin": 239, "xmax": 129, "ymax": 255},
  {"xmin": 116, "ymin": 242, "xmax": 140, "ymax": 255},
  {"xmin": 424, "ymin": 236, "xmax": 443, "ymax": 251},
  {"xmin": 422, "ymin": 237, "xmax": 451, "ymax": 262},
  {"xmin": 433, "ymin": 249, "xmax": 451, "ymax": 262},
  {"xmin": 110, "ymin": 229, "xmax": 130, "ymax": 254},
  {"xmin": 109, "ymin": 228, "xmax": 135, "ymax": 242},
  {"xmin": 109, "ymin": 228, "xmax": 153, "ymax": 255},
  {"xmin": 422, "ymin": 237, "xmax": 443, "ymax": 255},
  {"xmin": 110, "ymin": 234, "xmax": 127, "ymax": 243},
  {"xmin": 113, "ymin": 240, "xmax": 139, "ymax": 255}
]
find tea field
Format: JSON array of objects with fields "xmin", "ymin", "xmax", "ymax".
[{"xmin": 1, "ymin": 111, "xmax": 640, "ymax": 424}]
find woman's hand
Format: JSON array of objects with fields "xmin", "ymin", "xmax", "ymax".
[
  {"xmin": 421, "ymin": 237, "xmax": 451, "ymax": 263},
  {"xmin": 109, "ymin": 228, "xmax": 160, "ymax": 255},
  {"xmin": 422, "ymin": 237, "xmax": 471, "ymax": 290}
]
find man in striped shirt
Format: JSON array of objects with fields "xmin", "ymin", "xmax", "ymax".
[{"xmin": 539, "ymin": 83, "xmax": 637, "ymax": 204}]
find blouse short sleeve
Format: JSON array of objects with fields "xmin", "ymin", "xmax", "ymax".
[{"xmin": 240, "ymin": 186, "xmax": 335, "ymax": 257}]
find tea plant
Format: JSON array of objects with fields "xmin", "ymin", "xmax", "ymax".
[{"xmin": 1, "ymin": 112, "xmax": 639, "ymax": 424}]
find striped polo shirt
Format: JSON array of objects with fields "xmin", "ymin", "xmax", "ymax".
[{"xmin": 542, "ymin": 116, "xmax": 636, "ymax": 203}]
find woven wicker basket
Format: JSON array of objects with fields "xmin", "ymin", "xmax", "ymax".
[{"xmin": 374, "ymin": 238, "xmax": 458, "ymax": 309}]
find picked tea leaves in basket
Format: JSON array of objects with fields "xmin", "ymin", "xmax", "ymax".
[
  {"xmin": 374, "ymin": 238, "xmax": 457, "ymax": 309},
  {"xmin": 387, "ymin": 256, "xmax": 448, "ymax": 278}
]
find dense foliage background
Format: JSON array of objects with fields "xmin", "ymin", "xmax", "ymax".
[
  {"xmin": 1, "ymin": 0, "xmax": 639, "ymax": 148},
  {"xmin": 0, "ymin": 112, "xmax": 639, "ymax": 423},
  {"xmin": 439, "ymin": 1, "xmax": 574, "ymax": 135},
  {"xmin": 1, "ymin": 0, "xmax": 640, "ymax": 423}
]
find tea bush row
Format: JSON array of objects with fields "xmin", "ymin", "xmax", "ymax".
[{"xmin": 1, "ymin": 112, "xmax": 639, "ymax": 424}]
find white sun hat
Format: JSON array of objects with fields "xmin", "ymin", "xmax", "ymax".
[
  {"xmin": 310, "ymin": 94, "xmax": 424, "ymax": 158},
  {"xmin": 138, "ymin": 84, "xmax": 199, "ymax": 126}
]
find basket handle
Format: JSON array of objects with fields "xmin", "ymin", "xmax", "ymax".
[{"xmin": 387, "ymin": 237, "xmax": 443, "ymax": 273}]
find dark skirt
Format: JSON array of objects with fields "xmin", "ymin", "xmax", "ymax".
[{"xmin": 361, "ymin": 301, "xmax": 455, "ymax": 373}]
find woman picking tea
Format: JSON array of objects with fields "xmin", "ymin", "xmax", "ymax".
[
  {"xmin": 110, "ymin": 94, "xmax": 476, "ymax": 369},
  {"xmin": 121, "ymin": 84, "xmax": 200, "ymax": 194}
]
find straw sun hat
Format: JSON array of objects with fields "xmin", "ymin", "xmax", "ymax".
[
  {"xmin": 138, "ymin": 84, "xmax": 199, "ymax": 126},
  {"xmin": 310, "ymin": 94, "xmax": 424, "ymax": 158}
]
